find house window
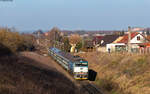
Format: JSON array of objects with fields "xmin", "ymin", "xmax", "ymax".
[{"xmin": 137, "ymin": 36, "xmax": 140, "ymax": 40}]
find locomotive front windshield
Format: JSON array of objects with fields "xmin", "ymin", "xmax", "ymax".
[{"xmin": 75, "ymin": 62, "xmax": 88, "ymax": 67}]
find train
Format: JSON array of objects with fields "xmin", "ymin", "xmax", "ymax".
[{"xmin": 48, "ymin": 47, "xmax": 88, "ymax": 80}]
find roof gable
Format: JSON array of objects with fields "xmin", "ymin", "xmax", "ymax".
[{"xmin": 117, "ymin": 32, "xmax": 143, "ymax": 43}]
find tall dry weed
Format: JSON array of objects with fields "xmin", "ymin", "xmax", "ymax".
[{"xmin": 79, "ymin": 52, "xmax": 150, "ymax": 94}]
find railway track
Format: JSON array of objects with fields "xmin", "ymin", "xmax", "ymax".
[{"xmin": 79, "ymin": 81, "xmax": 103, "ymax": 94}]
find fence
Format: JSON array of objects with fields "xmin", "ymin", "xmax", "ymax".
[{"xmin": 139, "ymin": 47, "xmax": 150, "ymax": 54}]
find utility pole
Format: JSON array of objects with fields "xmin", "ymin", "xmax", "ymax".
[
  {"xmin": 37, "ymin": 31, "xmax": 40, "ymax": 45},
  {"xmin": 54, "ymin": 31, "xmax": 56, "ymax": 48},
  {"xmin": 128, "ymin": 26, "xmax": 131, "ymax": 53},
  {"xmin": 82, "ymin": 37, "xmax": 84, "ymax": 49}
]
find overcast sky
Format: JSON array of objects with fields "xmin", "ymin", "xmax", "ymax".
[{"xmin": 0, "ymin": 0, "xmax": 150, "ymax": 31}]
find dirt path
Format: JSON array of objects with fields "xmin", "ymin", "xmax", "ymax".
[{"xmin": 20, "ymin": 52, "xmax": 77, "ymax": 84}]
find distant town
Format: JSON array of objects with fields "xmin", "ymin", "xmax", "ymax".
[{"xmin": 32, "ymin": 27, "xmax": 150, "ymax": 54}]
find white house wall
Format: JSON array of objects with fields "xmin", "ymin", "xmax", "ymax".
[
  {"xmin": 106, "ymin": 43, "xmax": 125, "ymax": 52},
  {"xmin": 106, "ymin": 44, "xmax": 115, "ymax": 52}
]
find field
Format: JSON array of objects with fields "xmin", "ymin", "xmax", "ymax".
[
  {"xmin": 79, "ymin": 52, "xmax": 150, "ymax": 94},
  {"xmin": 0, "ymin": 54, "xmax": 78, "ymax": 94}
]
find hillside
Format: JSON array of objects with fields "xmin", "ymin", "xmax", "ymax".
[
  {"xmin": 79, "ymin": 52, "xmax": 150, "ymax": 94},
  {"xmin": 0, "ymin": 54, "xmax": 78, "ymax": 94}
]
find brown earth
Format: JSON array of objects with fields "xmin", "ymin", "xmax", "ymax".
[
  {"xmin": 20, "ymin": 52, "xmax": 76, "ymax": 83},
  {"xmin": 0, "ymin": 52, "xmax": 79, "ymax": 94}
]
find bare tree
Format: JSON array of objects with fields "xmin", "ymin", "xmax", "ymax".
[
  {"xmin": 48, "ymin": 27, "xmax": 63, "ymax": 48},
  {"xmin": 69, "ymin": 34, "xmax": 81, "ymax": 53}
]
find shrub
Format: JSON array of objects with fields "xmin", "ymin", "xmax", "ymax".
[{"xmin": 0, "ymin": 27, "xmax": 35, "ymax": 54}]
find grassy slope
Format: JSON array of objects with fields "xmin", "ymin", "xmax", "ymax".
[
  {"xmin": 0, "ymin": 55, "xmax": 78, "ymax": 94},
  {"xmin": 79, "ymin": 52, "xmax": 150, "ymax": 94}
]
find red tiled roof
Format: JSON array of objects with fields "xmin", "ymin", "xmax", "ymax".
[
  {"xmin": 96, "ymin": 36, "xmax": 104, "ymax": 39},
  {"xmin": 117, "ymin": 32, "xmax": 139, "ymax": 43},
  {"xmin": 93, "ymin": 36, "xmax": 103, "ymax": 42}
]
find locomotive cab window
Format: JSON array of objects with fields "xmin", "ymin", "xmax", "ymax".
[{"xmin": 82, "ymin": 63, "xmax": 88, "ymax": 66}]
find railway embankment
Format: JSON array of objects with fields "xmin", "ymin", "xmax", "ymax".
[
  {"xmin": 79, "ymin": 52, "xmax": 150, "ymax": 94},
  {"xmin": 0, "ymin": 53, "xmax": 78, "ymax": 94}
]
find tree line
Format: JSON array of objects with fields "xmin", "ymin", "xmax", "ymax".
[
  {"xmin": 47, "ymin": 27, "xmax": 86, "ymax": 53},
  {"xmin": 0, "ymin": 27, "xmax": 35, "ymax": 55}
]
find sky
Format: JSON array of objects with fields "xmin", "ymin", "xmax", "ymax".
[{"xmin": 0, "ymin": 0, "xmax": 150, "ymax": 31}]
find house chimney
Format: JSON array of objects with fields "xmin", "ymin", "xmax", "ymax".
[{"xmin": 144, "ymin": 31, "xmax": 147, "ymax": 37}]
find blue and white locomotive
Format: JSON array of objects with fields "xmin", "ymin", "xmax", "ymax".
[{"xmin": 48, "ymin": 47, "xmax": 88, "ymax": 80}]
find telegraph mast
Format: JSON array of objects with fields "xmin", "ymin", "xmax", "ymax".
[{"xmin": 128, "ymin": 26, "xmax": 131, "ymax": 53}]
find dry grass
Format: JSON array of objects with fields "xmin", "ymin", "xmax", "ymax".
[
  {"xmin": 79, "ymin": 52, "xmax": 150, "ymax": 94},
  {"xmin": 0, "ymin": 55, "xmax": 78, "ymax": 94}
]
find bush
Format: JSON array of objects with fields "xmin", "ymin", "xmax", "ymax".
[
  {"xmin": 0, "ymin": 27, "xmax": 35, "ymax": 54},
  {"xmin": 19, "ymin": 34, "xmax": 35, "ymax": 51}
]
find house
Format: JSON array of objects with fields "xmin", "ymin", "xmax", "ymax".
[
  {"xmin": 93, "ymin": 36, "xmax": 104, "ymax": 46},
  {"xmin": 106, "ymin": 32, "xmax": 148, "ymax": 52},
  {"xmin": 96, "ymin": 35, "xmax": 119, "ymax": 52},
  {"xmin": 117, "ymin": 32, "xmax": 147, "ymax": 44},
  {"xmin": 106, "ymin": 43, "xmax": 126, "ymax": 52},
  {"xmin": 100, "ymin": 35, "xmax": 120, "ymax": 46},
  {"xmin": 113, "ymin": 36, "xmax": 123, "ymax": 43}
]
